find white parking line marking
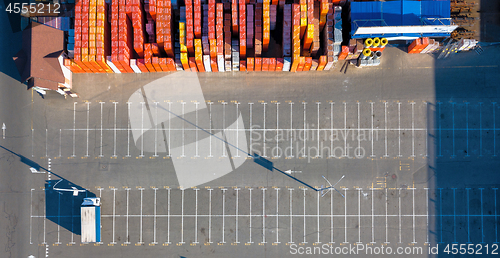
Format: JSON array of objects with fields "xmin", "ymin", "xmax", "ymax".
[
  {"xmin": 289, "ymin": 188, "xmax": 294, "ymax": 244},
  {"xmin": 399, "ymin": 188, "xmax": 401, "ymax": 243},
  {"xmin": 494, "ymin": 188, "xmax": 498, "ymax": 243},
  {"xmin": 43, "ymin": 187, "xmax": 46, "ymax": 244},
  {"xmin": 331, "ymin": 102, "xmax": 334, "ymax": 157},
  {"xmin": 153, "ymin": 188, "xmax": 158, "ymax": 244},
  {"xmin": 357, "ymin": 188, "xmax": 361, "ymax": 243},
  {"xmin": 413, "ymin": 188, "xmax": 416, "ymax": 243},
  {"xmin": 222, "ymin": 188, "xmax": 227, "ymax": 243},
  {"xmin": 452, "ymin": 102, "xmax": 456, "ymax": 157},
  {"xmin": 384, "ymin": 102, "xmax": 388, "ymax": 157},
  {"xmin": 480, "ymin": 188, "xmax": 484, "ymax": 243},
  {"xmin": 31, "ymin": 128, "xmax": 34, "ymax": 157},
  {"xmin": 439, "ymin": 188, "xmax": 442, "ymax": 243},
  {"xmin": 194, "ymin": 188, "xmax": 199, "ymax": 244},
  {"xmin": 181, "ymin": 102, "xmax": 186, "ymax": 158},
  {"xmin": 316, "ymin": 190, "xmax": 320, "ymax": 243},
  {"xmin": 262, "ymin": 102, "xmax": 267, "ymax": 157},
  {"xmin": 344, "ymin": 188, "xmax": 347, "ymax": 243},
  {"xmin": 275, "ymin": 188, "xmax": 280, "ymax": 244},
  {"xmin": 111, "ymin": 188, "xmax": 116, "ymax": 244},
  {"xmin": 494, "ymin": 103, "xmax": 497, "ymax": 156},
  {"xmin": 126, "ymin": 102, "xmax": 131, "ymax": 157},
  {"xmin": 344, "ymin": 102, "xmax": 347, "ymax": 157},
  {"xmin": 262, "ymin": 188, "xmax": 267, "ymax": 243},
  {"xmin": 289, "ymin": 102, "xmax": 294, "ymax": 158},
  {"xmin": 45, "ymin": 128, "xmax": 48, "ymax": 158},
  {"xmin": 154, "ymin": 102, "xmax": 159, "ymax": 157},
  {"xmin": 438, "ymin": 102, "xmax": 442, "ymax": 157},
  {"xmin": 276, "ymin": 102, "xmax": 280, "ymax": 158},
  {"xmin": 139, "ymin": 188, "xmax": 144, "ymax": 244},
  {"xmin": 303, "ymin": 188, "xmax": 307, "ymax": 243},
  {"xmin": 222, "ymin": 102, "xmax": 227, "ymax": 157},
  {"xmin": 248, "ymin": 188, "xmax": 253, "ymax": 243},
  {"xmin": 235, "ymin": 188, "xmax": 240, "ymax": 243},
  {"xmin": 317, "ymin": 102, "xmax": 321, "ymax": 157},
  {"xmin": 425, "ymin": 102, "xmax": 428, "ymax": 157},
  {"xmin": 208, "ymin": 188, "xmax": 213, "ymax": 243},
  {"xmin": 72, "ymin": 102, "xmax": 77, "ymax": 157},
  {"xmin": 411, "ymin": 102, "xmax": 415, "ymax": 157},
  {"xmin": 86, "ymin": 102, "xmax": 90, "ymax": 157},
  {"xmin": 70, "ymin": 197, "xmax": 75, "ymax": 244},
  {"xmin": 125, "ymin": 188, "xmax": 130, "ymax": 244},
  {"xmin": 480, "ymin": 102, "xmax": 483, "ymax": 156},
  {"xmin": 235, "ymin": 102, "xmax": 240, "ymax": 157},
  {"xmin": 330, "ymin": 186, "xmax": 334, "ymax": 243},
  {"xmin": 466, "ymin": 188, "xmax": 470, "ymax": 243},
  {"xmin": 99, "ymin": 102, "xmax": 104, "ymax": 157},
  {"xmin": 453, "ymin": 188, "xmax": 457, "ymax": 243},
  {"xmin": 465, "ymin": 102, "xmax": 469, "ymax": 157},
  {"xmin": 371, "ymin": 188, "xmax": 375, "ymax": 243},
  {"xmin": 385, "ymin": 188, "xmax": 388, "ymax": 244},
  {"xmin": 398, "ymin": 102, "xmax": 402, "ymax": 157},
  {"xmin": 425, "ymin": 188, "xmax": 429, "ymax": 244},
  {"xmin": 166, "ymin": 188, "xmax": 171, "ymax": 244},
  {"xmin": 113, "ymin": 102, "xmax": 118, "ymax": 157},
  {"xmin": 194, "ymin": 102, "xmax": 199, "ymax": 157},
  {"xmin": 249, "ymin": 102, "xmax": 253, "ymax": 156},
  {"xmin": 30, "ymin": 189, "xmax": 33, "ymax": 244},
  {"xmin": 56, "ymin": 191, "xmax": 61, "ymax": 244},
  {"xmin": 357, "ymin": 103, "xmax": 360, "ymax": 157},
  {"xmin": 167, "ymin": 101, "xmax": 172, "ymax": 157},
  {"xmin": 303, "ymin": 102, "xmax": 307, "ymax": 158},
  {"xmin": 180, "ymin": 188, "xmax": 185, "ymax": 244}
]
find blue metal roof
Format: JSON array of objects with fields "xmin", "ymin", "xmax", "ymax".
[{"xmin": 350, "ymin": 0, "xmax": 452, "ymax": 38}]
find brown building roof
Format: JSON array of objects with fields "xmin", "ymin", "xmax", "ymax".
[{"xmin": 12, "ymin": 22, "xmax": 65, "ymax": 90}]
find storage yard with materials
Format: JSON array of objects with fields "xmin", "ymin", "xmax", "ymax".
[{"xmin": 1, "ymin": 0, "xmax": 500, "ymax": 258}]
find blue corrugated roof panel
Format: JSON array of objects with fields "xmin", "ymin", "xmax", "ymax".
[
  {"xmin": 350, "ymin": 0, "xmax": 453, "ymax": 37},
  {"xmin": 350, "ymin": 2, "xmax": 382, "ymax": 21}
]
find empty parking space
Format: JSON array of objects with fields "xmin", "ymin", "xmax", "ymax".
[
  {"xmin": 33, "ymin": 100, "xmax": 439, "ymax": 161},
  {"xmin": 29, "ymin": 187, "xmax": 500, "ymax": 247}
]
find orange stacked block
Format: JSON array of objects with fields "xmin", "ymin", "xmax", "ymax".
[
  {"xmin": 185, "ymin": 0, "xmax": 194, "ymax": 55},
  {"xmin": 291, "ymin": 4, "xmax": 301, "ymax": 72},
  {"xmin": 299, "ymin": 0, "xmax": 307, "ymax": 39},
  {"xmin": 194, "ymin": 39, "xmax": 205, "ymax": 72},
  {"xmin": 239, "ymin": 0, "xmax": 246, "ymax": 59},
  {"xmin": 319, "ymin": 0, "xmax": 328, "ymax": 31},
  {"xmin": 262, "ymin": 1, "xmax": 270, "ymax": 52},
  {"xmin": 73, "ymin": 0, "xmax": 92, "ymax": 72},
  {"xmin": 231, "ymin": 0, "xmax": 239, "ymax": 36},
  {"xmin": 163, "ymin": 0, "xmax": 174, "ymax": 56},
  {"xmin": 194, "ymin": 0, "xmax": 202, "ymax": 39}
]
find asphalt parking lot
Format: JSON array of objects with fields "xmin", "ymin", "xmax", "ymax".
[{"xmin": 4, "ymin": 45, "xmax": 500, "ymax": 257}]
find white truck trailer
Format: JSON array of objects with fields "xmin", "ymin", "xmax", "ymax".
[{"xmin": 81, "ymin": 197, "xmax": 101, "ymax": 243}]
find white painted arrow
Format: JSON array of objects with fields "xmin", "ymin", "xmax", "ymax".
[
  {"xmin": 2, "ymin": 123, "xmax": 5, "ymax": 139},
  {"xmin": 284, "ymin": 169, "xmax": 302, "ymax": 174}
]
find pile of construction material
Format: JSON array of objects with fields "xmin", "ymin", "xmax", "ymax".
[
  {"xmin": 407, "ymin": 37, "xmax": 440, "ymax": 54},
  {"xmin": 64, "ymin": 0, "xmax": 351, "ymax": 73},
  {"xmin": 346, "ymin": 37, "xmax": 387, "ymax": 67}
]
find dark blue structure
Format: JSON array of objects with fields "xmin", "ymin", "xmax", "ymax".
[{"xmin": 350, "ymin": 0, "xmax": 454, "ymax": 39}]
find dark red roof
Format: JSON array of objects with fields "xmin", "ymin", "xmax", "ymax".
[{"xmin": 13, "ymin": 22, "xmax": 65, "ymax": 90}]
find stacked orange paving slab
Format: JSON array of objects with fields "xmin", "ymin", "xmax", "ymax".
[{"xmin": 69, "ymin": 0, "xmax": 350, "ymax": 74}]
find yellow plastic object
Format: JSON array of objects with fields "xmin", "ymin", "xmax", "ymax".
[
  {"xmin": 364, "ymin": 38, "xmax": 373, "ymax": 47},
  {"xmin": 362, "ymin": 48, "xmax": 372, "ymax": 57},
  {"xmin": 372, "ymin": 37, "xmax": 380, "ymax": 47},
  {"xmin": 380, "ymin": 38, "xmax": 388, "ymax": 46}
]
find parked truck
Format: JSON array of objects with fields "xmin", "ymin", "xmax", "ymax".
[{"xmin": 81, "ymin": 197, "xmax": 101, "ymax": 243}]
